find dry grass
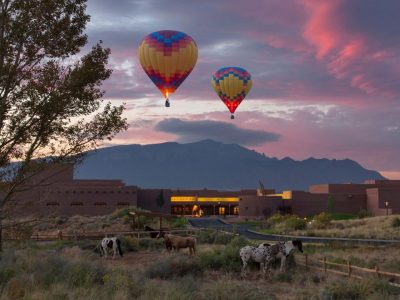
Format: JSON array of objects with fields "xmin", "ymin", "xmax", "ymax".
[
  {"xmin": 1, "ymin": 239, "xmax": 400, "ymax": 299},
  {"xmin": 293, "ymin": 215, "xmax": 400, "ymax": 240}
]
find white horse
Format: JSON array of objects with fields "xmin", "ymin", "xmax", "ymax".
[{"xmin": 99, "ymin": 237, "xmax": 123, "ymax": 259}]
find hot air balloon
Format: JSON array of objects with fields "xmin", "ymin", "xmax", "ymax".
[
  {"xmin": 212, "ymin": 67, "xmax": 252, "ymax": 119},
  {"xmin": 138, "ymin": 30, "xmax": 198, "ymax": 107}
]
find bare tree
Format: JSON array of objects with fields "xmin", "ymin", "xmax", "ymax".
[{"xmin": 0, "ymin": 0, "xmax": 128, "ymax": 251}]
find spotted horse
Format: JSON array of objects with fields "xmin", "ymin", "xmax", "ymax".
[{"xmin": 239, "ymin": 240, "xmax": 303, "ymax": 278}]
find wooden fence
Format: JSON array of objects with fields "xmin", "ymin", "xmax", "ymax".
[
  {"xmin": 298, "ymin": 254, "xmax": 400, "ymax": 287},
  {"xmin": 4, "ymin": 228, "xmax": 201, "ymax": 242}
]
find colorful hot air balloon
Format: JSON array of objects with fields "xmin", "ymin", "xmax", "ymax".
[
  {"xmin": 212, "ymin": 67, "xmax": 252, "ymax": 119},
  {"xmin": 138, "ymin": 30, "xmax": 198, "ymax": 107}
]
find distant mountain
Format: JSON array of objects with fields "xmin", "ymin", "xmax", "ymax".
[{"xmin": 74, "ymin": 140, "xmax": 385, "ymax": 191}]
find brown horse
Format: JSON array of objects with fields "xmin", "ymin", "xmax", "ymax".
[{"xmin": 158, "ymin": 232, "xmax": 197, "ymax": 256}]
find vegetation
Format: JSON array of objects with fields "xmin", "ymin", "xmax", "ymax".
[
  {"xmin": 1, "ymin": 228, "xmax": 400, "ymax": 299},
  {"xmin": 0, "ymin": 0, "xmax": 127, "ymax": 251}
]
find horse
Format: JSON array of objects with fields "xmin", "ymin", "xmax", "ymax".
[
  {"xmin": 240, "ymin": 240, "xmax": 303, "ymax": 278},
  {"xmin": 144, "ymin": 225, "xmax": 160, "ymax": 239},
  {"xmin": 99, "ymin": 237, "xmax": 123, "ymax": 259},
  {"xmin": 158, "ymin": 232, "xmax": 196, "ymax": 256}
]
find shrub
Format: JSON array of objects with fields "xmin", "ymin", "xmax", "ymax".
[
  {"xmin": 145, "ymin": 254, "xmax": 203, "ymax": 279},
  {"xmin": 120, "ymin": 236, "xmax": 140, "ymax": 252},
  {"xmin": 197, "ymin": 229, "xmax": 235, "ymax": 245},
  {"xmin": 171, "ymin": 217, "xmax": 188, "ymax": 228},
  {"xmin": 197, "ymin": 280, "xmax": 276, "ymax": 300},
  {"xmin": 320, "ymin": 279, "xmax": 375, "ymax": 300},
  {"xmin": 358, "ymin": 209, "xmax": 374, "ymax": 219},
  {"xmin": 196, "ymin": 236, "xmax": 249, "ymax": 272},
  {"xmin": 275, "ymin": 216, "xmax": 306, "ymax": 232},
  {"xmin": 266, "ymin": 214, "xmax": 288, "ymax": 227},
  {"xmin": 311, "ymin": 212, "xmax": 332, "ymax": 229},
  {"xmin": 391, "ymin": 217, "xmax": 400, "ymax": 227}
]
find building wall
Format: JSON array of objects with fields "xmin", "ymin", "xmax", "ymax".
[
  {"xmin": 309, "ymin": 184, "xmax": 376, "ymax": 195},
  {"xmin": 137, "ymin": 189, "xmax": 172, "ymax": 213},
  {"xmin": 239, "ymin": 195, "xmax": 282, "ymax": 218},
  {"xmin": 290, "ymin": 191, "xmax": 366, "ymax": 217},
  {"xmin": 366, "ymin": 188, "xmax": 400, "ymax": 216}
]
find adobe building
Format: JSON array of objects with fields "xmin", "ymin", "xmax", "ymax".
[
  {"xmin": 239, "ymin": 181, "xmax": 400, "ymax": 218},
  {"xmin": 2, "ymin": 164, "xmax": 138, "ymax": 216},
  {"xmin": 3, "ymin": 163, "xmax": 400, "ymax": 218}
]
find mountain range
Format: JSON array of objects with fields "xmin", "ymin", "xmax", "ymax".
[{"xmin": 74, "ymin": 140, "xmax": 385, "ymax": 191}]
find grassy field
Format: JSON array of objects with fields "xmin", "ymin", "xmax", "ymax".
[
  {"xmin": 1, "ymin": 233, "xmax": 400, "ymax": 300},
  {"xmin": 237, "ymin": 214, "xmax": 400, "ymax": 240}
]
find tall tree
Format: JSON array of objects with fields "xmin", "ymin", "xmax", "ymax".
[
  {"xmin": 156, "ymin": 191, "xmax": 165, "ymax": 208},
  {"xmin": 0, "ymin": 0, "xmax": 128, "ymax": 250}
]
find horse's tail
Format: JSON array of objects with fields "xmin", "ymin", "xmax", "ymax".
[
  {"xmin": 116, "ymin": 238, "xmax": 123, "ymax": 257},
  {"xmin": 97, "ymin": 244, "xmax": 103, "ymax": 257}
]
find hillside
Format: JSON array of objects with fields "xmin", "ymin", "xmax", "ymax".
[{"xmin": 75, "ymin": 140, "xmax": 385, "ymax": 191}]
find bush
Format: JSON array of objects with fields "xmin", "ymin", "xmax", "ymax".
[
  {"xmin": 120, "ymin": 236, "xmax": 140, "ymax": 252},
  {"xmin": 391, "ymin": 217, "xmax": 400, "ymax": 227},
  {"xmin": 171, "ymin": 217, "xmax": 188, "ymax": 228},
  {"xmin": 197, "ymin": 280, "xmax": 276, "ymax": 300},
  {"xmin": 275, "ymin": 216, "xmax": 306, "ymax": 232},
  {"xmin": 358, "ymin": 209, "xmax": 374, "ymax": 219},
  {"xmin": 320, "ymin": 279, "xmax": 369, "ymax": 300},
  {"xmin": 145, "ymin": 254, "xmax": 203, "ymax": 279},
  {"xmin": 311, "ymin": 212, "xmax": 332, "ymax": 229},
  {"xmin": 196, "ymin": 236, "xmax": 250, "ymax": 273},
  {"xmin": 197, "ymin": 229, "xmax": 235, "ymax": 245},
  {"xmin": 266, "ymin": 214, "xmax": 288, "ymax": 227}
]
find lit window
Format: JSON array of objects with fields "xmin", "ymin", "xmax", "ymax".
[
  {"xmin": 218, "ymin": 207, "xmax": 226, "ymax": 215},
  {"xmin": 233, "ymin": 207, "xmax": 239, "ymax": 215}
]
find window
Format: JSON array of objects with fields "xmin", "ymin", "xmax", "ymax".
[
  {"xmin": 218, "ymin": 207, "xmax": 226, "ymax": 215},
  {"xmin": 46, "ymin": 202, "xmax": 59, "ymax": 206},
  {"xmin": 70, "ymin": 202, "xmax": 83, "ymax": 206},
  {"xmin": 94, "ymin": 202, "xmax": 106, "ymax": 206},
  {"xmin": 233, "ymin": 206, "xmax": 239, "ymax": 215}
]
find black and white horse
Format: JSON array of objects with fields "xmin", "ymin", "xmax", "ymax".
[
  {"xmin": 144, "ymin": 225, "xmax": 161, "ymax": 239},
  {"xmin": 99, "ymin": 237, "xmax": 123, "ymax": 259},
  {"xmin": 240, "ymin": 240, "xmax": 303, "ymax": 277}
]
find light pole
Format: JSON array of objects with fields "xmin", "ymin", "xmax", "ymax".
[{"xmin": 385, "ymin": 201, "xmax": 389, "ymax": 216}]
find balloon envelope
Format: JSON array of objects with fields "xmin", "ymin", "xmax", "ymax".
[
  {"xmin": 212, "ymin": 67, "xmax": 252, "ymax": 115},
  {"xmin": 138, "ymin": 30, "xmax": 198, "ymax": 100}
]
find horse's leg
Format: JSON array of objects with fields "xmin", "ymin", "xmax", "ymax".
[
  {"xmin": 264, "ymin": 258, "xmax": 273, "ymax": 279},
  {"xmin": 280, "ymin": 255, "xmax": 286, "ymax": 272},
  {"xmin": 241, "ymin": 260, "xmax": 248, "ymax": 278}
]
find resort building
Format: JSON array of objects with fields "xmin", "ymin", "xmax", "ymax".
[{"xmin": 2, "ymin": 163, "xmax": 400, "ymax": 218}]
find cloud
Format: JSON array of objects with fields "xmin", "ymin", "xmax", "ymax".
[{"xmin": 154, "ymin": 118, "xmax": 281, "ymax": 146}]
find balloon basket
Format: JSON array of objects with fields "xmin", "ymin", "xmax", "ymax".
[
  {"xmin": 231, "ymin": 114, "xmax": 235, "ymax": 119},
  {"xmin": 165, "ymin": 99, "xmax": 170, "ymax": 107}
]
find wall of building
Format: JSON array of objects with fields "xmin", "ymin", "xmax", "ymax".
[
  {"xmin": 239, "ymin": 195, "xmax": 282, "ymax": 218},
  {"xmin": 309, "ymin": 184, "xmax": 376, "ymax": 195},
  {"xmin": 290, "ymin": 191, "xmax": 366, "ymax": 217},
  {"xmin": 137, "ymin": 189, "xmax": 172, "ymax": 213}
]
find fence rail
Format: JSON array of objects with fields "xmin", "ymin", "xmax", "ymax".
[
  {"xmin": 4, "ymin": 228, "xmax": 202, "ymax": 241},
  {"xmin": 298, "ymin": 254, "xmax": 400, "ymax": 287}
]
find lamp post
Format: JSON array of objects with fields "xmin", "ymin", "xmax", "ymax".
[
  {"xmin": 218, "ymin": 201, "xmax": 221, "ymax": 215},
  {"xmin": 385, "ymin": 201, "xmax": 389, "ymax": 216}
]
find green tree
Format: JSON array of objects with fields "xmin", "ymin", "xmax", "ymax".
[
  {"xmin": 0, "ymin": 0, "xmax": 128, "ymax": 251},
  {"xmin": 327, "ymin": 194, "xmax": 335, "ymax": 213},
  {"xmin": 156, "ymin": 191, "xmax": 165, "ymax": 208}
]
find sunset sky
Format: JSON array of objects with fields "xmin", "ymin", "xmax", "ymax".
[{"xmin": 85, "ymin": 0, "xmax": 400, "ymax": 179}]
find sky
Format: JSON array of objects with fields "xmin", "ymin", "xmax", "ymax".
[{"xmin": 85, "ymin": 0, "xmax": 400, "ymax": 179}]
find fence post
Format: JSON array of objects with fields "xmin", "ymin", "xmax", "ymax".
[
  {"xmin": 305, "ymin": 254, "xmax": 309, "ymax": 270},
  {"xmin": 347, "ymin": 261, "xmax": 352, "ymax": 277},
  {"xmin": 375, "ymin": 265, "xmax": 380, "ymax": 278},
  {"xmin": 323, "ymin": 257, "xmax": 327, "ymax": 274}
]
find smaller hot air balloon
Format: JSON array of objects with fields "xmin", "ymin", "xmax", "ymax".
[
  {"xmin": 138, "ymin": 30, "xmax": 198, "ymax": 107},
  {"xmin": 212, "ymin": 67, "xmax": 252, "ymax": 119}
]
